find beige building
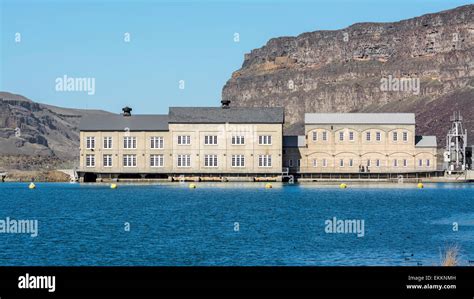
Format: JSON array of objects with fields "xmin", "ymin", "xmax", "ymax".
[
  {"xmin": 78, "ymin": 104, "xmax": 284, "ymax": 182},
  {"xmin": 283, "ymin": 113, "xmax": 438, "ymax": 176},
  {"xmin": 79, "ymin": 107, "xmax": 439, "ymax": 182}
]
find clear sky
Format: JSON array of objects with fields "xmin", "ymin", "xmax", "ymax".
[{"xmin": 1, "ymin": 0, "xmax": 472, "ymax": 114}]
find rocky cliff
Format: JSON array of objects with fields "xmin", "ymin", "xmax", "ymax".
[
  {"xmin": 222, "ymin": 5, "xmax": 474, "ymax": 144},
  {"xmin": 0, "ymin": 92, "xmax": 111, "ymax": 170}
]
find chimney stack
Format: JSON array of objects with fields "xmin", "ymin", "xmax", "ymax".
[
  {"xmin": 221, "ymin": 99, "xmax": 231, "ymax": 109},
  {"xmin": 122, "ymin": 106, "xmax": 132, "ymax": 116}
]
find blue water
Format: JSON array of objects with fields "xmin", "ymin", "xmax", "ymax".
[{"xmin": 0, "ymin": 182, "xmax": 472, "ymax": 266}]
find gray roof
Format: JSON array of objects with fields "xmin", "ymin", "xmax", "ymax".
[
  {"xmin": 169, "ymin": 107, "xmax": 284, "ymax": 124},
  {"xmin": 283, "ymin": 136, "xmax": 306, "ymax": 148},
  {"xmin": 415, "ymin": 135, "xmax": 437, "ymax": 148},
  {"xmin": 79, "ymin": 114, "xmax": 169, "ymax": 131},
  {"xmin": 305, "ymin": 113, "xmax": 415, "ymax": 124}
]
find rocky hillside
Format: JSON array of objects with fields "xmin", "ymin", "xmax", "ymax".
[
  {"xmin": 0, "ymin": 92, "xmax": 111, "ymax": 170},
  {"xmin": 222, "ymin": 4, "xmax": 474, "ymax": 144}
]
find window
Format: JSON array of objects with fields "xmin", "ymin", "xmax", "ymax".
[
  {"xmin": 123, "ymin": 154, "xmax": 137, "ymax": 167},
  {"xmin": 349, "ymin": 132, "xmax": 354, "ymax": 141},
  {"xmin": 258, "ymin": 155, "xmax": 272, "ymax": 167},
  {"xmin": 393, "ymin": 159, "xmax": 398, "ymax": 167},
  {"xmin": 204, "ymin": 155, "xmax": 218, "ymax": 167},
  {"xmin": 367, "ymin": 159, "xmax": 371, "ymax": 167},
  {"xmin": 123, "ymin": 136, "xmax": 137, "ymax": 149},
  {"xmin": 151, "ymin": 136, "xmax": 164, "ymax": 149},
  {"xmin": 312, "ymin": 159, "xmax": 317, "ymax": 167},
  {"xmin": 150, "ymin": 154, "xmax": 164, "ymax": 167},
  {"xmin": 339, "ymin": 132, "xmax": 344, "ymax": 141},
  {"xmin": 366, "ymin": 132, "xmax": 371, "ymax": 141},
  {"xmin": 85, "ymin": 154, "xmax": 95, "ymax": 167},
  {"xmin": 376, "ymin": 132, "xmax": 381, "ymax": 141},
  {"xmin": 322, "ymin": 159, "xmax": 327, "ymax": 167},
  {"xmin": 403, "ymin": 159, "xmax": 408, "ymax": 167},
  {"xmin": 103, "ymin": 137, "xmax": 112, "ymax": 149},
  {"xmin": 177, "ymin": 154, "xmax": 191, "ymax": 167},
  {"xmin": 393, "ymin": 132, "xmax": 398, "ymax": 142},
  {"xmin": 177, "ymin": 135, "xmax": 191, "ymax": 145},
  {"xmin": 418, "ymin": 159, "xmax": 423, "ymax": 167},
  {"xmin": 231, "ymin": 155, "xmax": 245, "ymax": 167},
  {"xmin": 231, "ymin": 135, "xmax": 245, "ymax": 145},
  {"xmin": 204, "ymin": 135, "xmax": 218, "ymax": 145},
  {"xmin": 86, "ymin": 137, "xmax": 95, "ymax": 149},
  {"xmin": 426, "ymin": 159, "xmax": 430, "ymax": 167},
  {"xmin": 376, "ymin": 159, "xmax": 380, "ymax": 167},
  {"xmin": 322, "ymin": 131, "xmax": 328, "ymax": 141},
  {"xmin": 349, "ymin": 159, "xmax": 353, "ymax": 167},
  {"xmin": 289, "ymin": 160, "xmax": 293, "ymax": 167},
  {"xmin": 103, "ymin": 154, "xmax": 112, "ymax": 167},
  {"xmin": 403, "ymin": 132, "xmax": 408, "ymax": 142},
  {"xmin": 297, "ymin": 160, "xmax": 301, "ymax": 167},
  {"xmin": 312, "ymin": 131, "xmax": 318, "ymax": 141},
  {"xmin": 258, "ymin": 135, "xmax": 272, "ymax": 145},
  {"xmin": 339, "ymin": 159, "xmax": 344, "ymax": 167}
]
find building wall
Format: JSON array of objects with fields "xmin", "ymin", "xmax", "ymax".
[
  {"xmin": 284, "ymin": 124, "xmax": 437, "ymax": 173},
  {"xmin": 79, "ymin": 123, "xmax": 283, "ymax": 174}
]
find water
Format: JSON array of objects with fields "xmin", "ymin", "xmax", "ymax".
[{"xmin": 0, "ymin": 182, "xmax": 472, "ymax": 266}]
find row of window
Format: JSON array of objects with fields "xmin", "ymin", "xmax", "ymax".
[
  {"xmin": 311, "ymin": 131, "xmax": 409, "ymax": 142},
  {"xmin": 85, "ymin": 135, "xmax": 273, "ymax": 149},
  {"xmin": 287, "ymin": 158, "xmax": 432, "ymax": 168},
  {"xmin": 85, "ymin": 154, "xmax": 273, "ymax": 168}
]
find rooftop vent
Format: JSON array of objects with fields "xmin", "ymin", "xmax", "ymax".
[
  {"xmin": 122, "ymin": 106, "xmax": 132, "ymax": 116},
  {"xmin": 221, "ymin": 99, "xmax": 231, "ymax": 109}
]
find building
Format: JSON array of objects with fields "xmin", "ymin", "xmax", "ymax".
[
  {"xmin": 78, "ymin": 102, "xmax": 284, "ymax": 182},
  {"xmin": 78, "ymin": 105, "xmax": 439, "ymax": 182},
  {"xmin": 284, "ymin": 113, "xmax": 438, "ymax": 179}
]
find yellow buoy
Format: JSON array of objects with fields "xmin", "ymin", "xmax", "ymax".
[
  {"xmin": 28, "ymin": 182, "xmax": 36, "ymax": 189},
  {"xmin": 339, "ymin": 183, "xmax": 347, "ymax": 189},
  {"xmin": 189, "ymin": 183, "xmax": 196, "ymax": 189},
  {"xmin": 110, "ymin": 183, "xmax": 117, "ymax": 189},
  {"xmin": 417, "ymin": 183, "xmax": 424, "ymax": 189},
  {"xmin": 265, "ymin": 183, "xmax": 272, "ymax": 189}
]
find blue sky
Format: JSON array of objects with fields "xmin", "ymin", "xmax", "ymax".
[{"xmin": 1, "ymin": 0, "xmax": 472, "ymax": 114}]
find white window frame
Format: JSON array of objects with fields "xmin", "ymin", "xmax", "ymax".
[
  {"xmin": 86, "ymin": 136, "xmax": 95, "ymax": 149},
  {"xmin": 204, "ymin": 135, "xmax": 218, "ymax": 145},
  {"xmin": 339, "ymin": 159, "xmax": 344, "ymax": 167},
  {"xmin": 349, "ymin": 159, "xmax": 353, "ymax": 167},
  {"xmin": 123, "ymin": 154, "xmax": 137, "ymax": 167},
  {"xmin": 312, "ymin": 159, "xmax": 317, "ymax": 167},
  {"xmin": 123, "ymin": 136, "xmax": 137, "ymax": 149},
  {"xmin": 322, "ymin": 131, "xmax": 328, "ymax": 141},
  {"xmin": 103, "ymin": 154, "xmax": 112, "ymax": 167},
  {"xmin": 258, "ymin": 155, "xmax": 272, "ymax": 167},
  {"xmin": 393, "ymin": 132, "xmax": 398, "ymax": 142},
  {"xmin": 151, "ymin": 136, "xmax": 164, "ymax": 149},
  {"xmin": 231, "ymin": 135, "xmax": 245, "ymax": 145},
  {"xmin": 426, "ymin": 159, "xmax": 430, "ymax": 167},
  {"xmin": 376, "ymin": 132, "xmax": 381, "ymax": 142},
  {"xmin": 177, "ymin": 154, "xmax": 191, "ymax": 167},
  {"xmin": 103, "ymin": 137, "xmax": 112, "ymax": 149},
  {"xmin": 322, "ymin": 159, "xmax": 327, "ymax": 167},
  {"xmin": 258, "ymin": 135, "xmax": 272, "ymax": 145},
  {"xmin": 403, "ymin": 131, "xmax": 408, "ymax": 142},
  {"xmin": 231, "ymin": 155, "xmax": 245, "ymax": 167},
  {"xmin": 204, "ymin": 154, "xmax": 218, "ymax": 167},
  {"xmin": 85, "ymin": 154, "xmax": 95, "ymax": 167},
  {"xmin": 403, "ymin": 159, "xmax": 408, "ymax": 167},
  {"xmin": 366, "ymin": 132, "xmax": 371, "ymax": 141},
  {"xmin": 177, "ymin": 135, "xmax": 191, "ymax": 145},
  {"xmin": 312, "ymin": 131, "xmax": 318, "ymax": 141},
  {"xmin": 393, "ymin": 159, "xmax": 398, "ymax": 167},
  {"xmin": 339, "ymin": 132, "xmax": 344, "ymax": 141},
  {"xmin": 376, "ymin": 159, "xmax": 380, "ymax": 167},
  {"xmin": 349, "ymin": 131, "xmax": 354, "ymax": 141},
  {"xmin": 150, "ymin": 154, "xmax": 164, "ymax": 167}
]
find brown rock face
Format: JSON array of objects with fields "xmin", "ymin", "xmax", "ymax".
[
  {"xmin": 0, "ymin": 92, "xmax": 112, "ymax": 170},
  {"xmin": 222, "ymin": 5, "xmax": 474, "ymax": 144}
]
